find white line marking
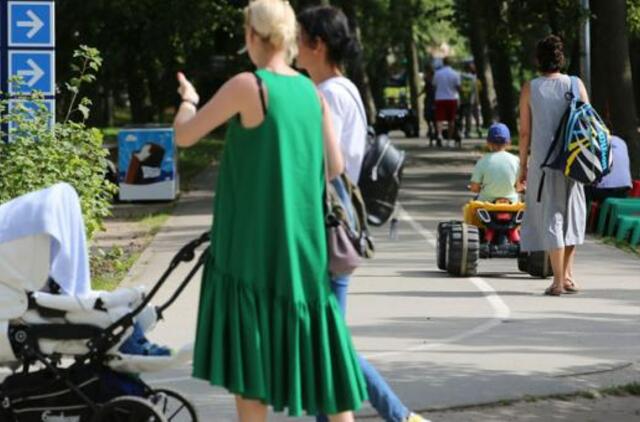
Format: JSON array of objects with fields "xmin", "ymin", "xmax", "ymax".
[{"xmin": 364, "ymin": 204, "xmax": 511, "ymax": 359}]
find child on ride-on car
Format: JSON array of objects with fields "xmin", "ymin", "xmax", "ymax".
[{"xmin": 469, "ymin": 123, "xmax": 521, "ymax": 203}]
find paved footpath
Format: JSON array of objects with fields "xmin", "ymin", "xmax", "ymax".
[{"xmin": 123, "ymin": 136, "xmax": 640, "ymax": 421}]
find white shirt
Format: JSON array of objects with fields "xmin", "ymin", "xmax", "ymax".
[
  {"xmin": 433, "ymin": 66, "xmax": 461, "ymax": 101},
  {"xmin": 318, "ymin": 77, "xmax": 367, "ymax": 183}
]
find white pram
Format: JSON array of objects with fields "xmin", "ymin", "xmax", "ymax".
[{"xmin": 0, "ymin": 185, "xmax": 209, "ymax": 421}]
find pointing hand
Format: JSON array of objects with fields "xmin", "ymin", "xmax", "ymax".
[{"xmin": 177, "ymin": 72, "xmax": 200, "ymax": 106}]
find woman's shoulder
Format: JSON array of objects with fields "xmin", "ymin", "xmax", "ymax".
[{"xmin": 319, "ymin": 77, "xmax": 362, "ymax": 106}]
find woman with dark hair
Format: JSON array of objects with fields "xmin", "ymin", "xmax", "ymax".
[
  {"xmin": 518, "ymin": 35, "xmax": 589, "ymax": 296},
  {"xmin": 297, "ymin": 5, "xmax": 430, "ymax": 422}
]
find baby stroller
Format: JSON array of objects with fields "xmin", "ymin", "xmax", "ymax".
[{"xmin": 0, "ymin": 229, "xmax": 211, "ymax": 421}]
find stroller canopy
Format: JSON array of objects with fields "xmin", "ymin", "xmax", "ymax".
[
  {"xmin": 0, "ymin": 183, "xmax": 91, "ymax": 298},
  {"xmin": 0, "ymin": 234, "xmax": 50, "ymax": 319}
]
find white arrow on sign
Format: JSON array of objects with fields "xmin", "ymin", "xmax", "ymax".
[
  {"xmin": 17, "ymin": 10, "xmax": 44, "ymax": 39},
  {"xmin": 17, "ymin": 59, "xmax": 45, "ymax": 87}
]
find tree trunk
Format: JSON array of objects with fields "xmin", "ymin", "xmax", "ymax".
[
  {"xmin": 338, "ymin": 0, "xmax": 377, "ymax": 123},
  {"xmin": 484, "ymin": 0, "xmax": 517, "ymax": 133},
  {"xmin": 630, "ymin": 35, "xmax": 640, "ymax": 120},
  {"xmin": 127, "ymin": 68, "xmax": 150, "ymax": 124},
  {"xmin": 467, "ymin": 0, "xmax": 496, "ymax": 127},
  {"xmin": 405, "ymin": 29, "xmax": 421, "ymax": 119},
  {"xmin": 591, "ymin": 0, "xmax": 640, "ymax": 178}
]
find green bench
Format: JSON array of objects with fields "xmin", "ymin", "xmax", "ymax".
[
  {"xmin": 614, "ymin": 215, "xmax": 640, "ymax": 248},
  {"xmin": 596, "ymin": 198, "xmax": 640, "ymax": 236}
]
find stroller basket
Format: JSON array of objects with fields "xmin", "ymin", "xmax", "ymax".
[{"xmin": 1, "ymin": 364, "xmax": 145, "ymax": 422}]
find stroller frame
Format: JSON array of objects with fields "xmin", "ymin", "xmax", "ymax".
[{"xmin": 1, "ymin": 231, "xmax": 210, "ymax": 420}]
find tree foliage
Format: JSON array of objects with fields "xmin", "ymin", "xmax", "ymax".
[{"xmin": 0, "ymin": 47, "xmax": 116, "ymax": 238}]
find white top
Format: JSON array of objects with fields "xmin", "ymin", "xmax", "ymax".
[
  {"xmin": 318, "ymin": 76, "xmax": 367, "ymax": 182},
  {"xmin": 433, "ymin": 66, "xmax": 461, "ymax": 101}
]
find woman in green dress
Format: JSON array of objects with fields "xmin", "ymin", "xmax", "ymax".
[{"xmin": 172, "ymin": 0, "xmax": 367, "ymax": 420}]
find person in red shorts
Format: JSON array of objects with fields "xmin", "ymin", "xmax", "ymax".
[{"xmin": 433, "ymin": 56, "xmax": 461, "ymax": 147}]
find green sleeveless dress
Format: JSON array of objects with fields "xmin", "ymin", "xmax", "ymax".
[{"xmin": 192, "ymin": 69, "xmax": 368, "ymax": 416}]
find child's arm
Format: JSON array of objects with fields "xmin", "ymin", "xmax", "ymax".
[{"xmin": 469, "ymin": 159, "xmax": 484, "ymax": 194}]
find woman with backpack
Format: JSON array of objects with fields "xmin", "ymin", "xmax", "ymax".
[
  {"xmin": 173, "ymin": 0, "xmax": 368, "ymax": 420},
  {"xmin": 297, "ymin": 6, "xmax": 429, "ymax": 422},
  {"xmin": 517, "ymin": 35, "xmax": 589, "ymax": 296}
]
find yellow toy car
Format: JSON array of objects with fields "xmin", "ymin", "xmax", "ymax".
[{"xmin": 436, "ymin": 199, "xmax": 552, "ymax": 277}]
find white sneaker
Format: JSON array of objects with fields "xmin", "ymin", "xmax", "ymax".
[{"xmin": 405, "ymin": 412, "xmax": 432, "ymax": 422}]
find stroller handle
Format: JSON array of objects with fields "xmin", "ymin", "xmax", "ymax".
[{"xmin": 86, "ymin": 231, "xmax": 211, "ymax": 358}]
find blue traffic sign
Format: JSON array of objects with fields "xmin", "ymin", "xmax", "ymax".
[
  {"xmin": 8, "ymin": 50, "xmax": 55, "ymax": 95},
  {"xmin": 8, "ymin": 99, "xmax": 55, "ymax": 141},
  {"xmin": 8, "ymin": 2, "xmax": 55, "ymax": 47}
]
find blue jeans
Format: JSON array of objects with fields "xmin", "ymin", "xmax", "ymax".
[{"xmin": 317, "ymin": 275, "xmax": 409, "ymax": 422}]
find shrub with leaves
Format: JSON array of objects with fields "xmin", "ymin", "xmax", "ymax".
[{"xmin": 0, "ymin": 46, "xmax": 116, "ymax": 238}]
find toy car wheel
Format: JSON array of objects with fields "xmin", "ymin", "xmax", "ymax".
[
  {"xmin": 148, "ymin": 388, "xmax": 198, "ymax": 422},
  {"xmin": 403, "ymin": 121, "xmax": 419, "ymax": 138},
  {"xmin": 517, "ymin": 252, "xmax": 529, "ymax": 273},
  {"xmin": 92, "ymin": 396, "xmax": 167, "ymax": 421},
  {"xmin": 436, "ymin": 222, "xmax": 452, "ymax": 270},
  {"xmin": 445, "ymin": 223, "xmax": 480, "ymax": 277},
  {"xmin": 527, "ymin": 251, "xmax": 553, "ymax": 278}
]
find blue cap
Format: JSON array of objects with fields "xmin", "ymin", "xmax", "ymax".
[{"xmin": 487, "ymin": 123, "xmax": 511, "ymax": 144}]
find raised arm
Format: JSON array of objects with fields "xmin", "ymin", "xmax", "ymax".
[
  {"xmin": 173, "ymin": 72, "xmax": 254, "ymax": 148},
  {"xmin": 517, "ymin": 81, "xmax": 531, "ymax": 189}
]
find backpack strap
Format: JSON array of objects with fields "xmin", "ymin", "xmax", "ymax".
[
  {"xmin": 253, "ymin": 72, "xmax": 267, "ymax": 117},
  {"xmin": 570, "ymin": 76, "xmax": 580, "ymax": 102}
]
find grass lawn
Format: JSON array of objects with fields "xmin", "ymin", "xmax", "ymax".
[{"xmin": 91, "ymin": 211, "xmax": 172, "ymax": 291}]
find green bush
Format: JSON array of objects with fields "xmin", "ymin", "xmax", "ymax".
[{"xmin": 0, "ymin": 46, "xmax": 116, "ymax": 239}]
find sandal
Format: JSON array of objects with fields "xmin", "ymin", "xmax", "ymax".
[
  {"xmin": 544, "ymin": 286, "xmax": 564, "ymax": 296},
  {"xmin": 564, "ymin": 280, "xmax": 580, "ymax": 294}
]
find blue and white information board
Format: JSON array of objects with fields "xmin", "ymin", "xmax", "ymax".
[
  {"xmin": 118, "ymin": 127, "xmax": 179, "ymax": 201},
  {"xmin": 9, "ymin": 50, "xmax": 54, "ymax": 94},
  {"xmin": 8, "ymin": 1, "xmax": 54, "ymax": 47},
  {"xmin": 1, "ymin": 0, "xmax": 55, "ymax": 139}
]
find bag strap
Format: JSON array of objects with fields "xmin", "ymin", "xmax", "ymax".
[
  {"xmin": 570, "ymin": 76, "xmax": 580, "ymax": 102},
  {"xmin": 253, "ymin": 72, "xmax": 267, "ymax": 118},
  {"xmin": 329, "ymin": 78, "xmax": 368, "ymax": 127}
]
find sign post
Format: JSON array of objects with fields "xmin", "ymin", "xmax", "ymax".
[{"xmin": 1, "ymin": 0, "xmax": 55, "ymax": 138}]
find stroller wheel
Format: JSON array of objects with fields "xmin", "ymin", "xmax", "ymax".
[
  {"xmin": 92, "ymin": 395, "xmax": 167, "ymax": 421},
  {"xmin": 148, "ymin": 388, "xmax": 198, "ymax": 422}
]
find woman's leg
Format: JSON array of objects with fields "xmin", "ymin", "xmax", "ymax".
[
  {"xmin": 329, "ymin": 412, "xmax": 354, "ymax": 422},
  {"xmin": 235, "ymin": 396, "xmax": 267, "ymax": 422},
  {"xmin": 359, "ymin": 356, "xmax": 411, "ymax": 422},
  {"xmin": 563, "ymin": 245, "xmax": 577, "ymax": 289},
  {"xmin": 547, "ymin": 247, "xmax": 566, "ymax": 292}
]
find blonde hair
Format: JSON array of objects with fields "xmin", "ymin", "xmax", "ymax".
[{"xmin": 245, "ymin": 0, "xmax": 298, "ymax": 63}]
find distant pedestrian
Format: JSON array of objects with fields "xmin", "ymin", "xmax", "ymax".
[
  {"xmin": 173, "ymin": 0, "xmax": 367, "ymax": 420},
  {"xmin": 421, "ymin": 65, "xmax": 437, "ymax": 144},
  {"xmin": 584, "ymin": 133, "xmax": 632, "ymax": 203},
  {"xmin": 518, "ymin": 35, "xmax": 589, "ymax": 296},
  {"xmin": 433, "ymin": 56, "xmax": 461, "ymax": 147},
  {"xmin": 297, "ymin": 6, "xmax": 430, "ymax": 422},
  {"xmin": 459, "ymin": 62, "xmax": 481, "ymax": 139}
]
